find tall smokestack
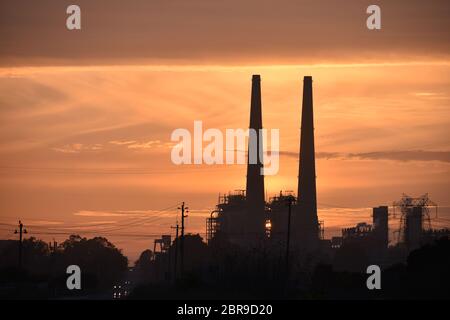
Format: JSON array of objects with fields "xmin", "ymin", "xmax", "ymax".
[
  {"xmin": 245, "ymin": 75, "xmax": 266, "ymax": 240},
  {"xmin": 296, "ymin": 76, "xmax": 319, "ymax": 251}
]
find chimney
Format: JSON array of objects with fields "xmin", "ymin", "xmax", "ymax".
[
  {"xmin": 245, "ymin": 75, "xmax": 266, "ymax": 239},
  {"xmin": 295, "ymin": 76, "xmax": 319, "ymax": 251}
]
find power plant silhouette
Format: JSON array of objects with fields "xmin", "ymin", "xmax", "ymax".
[
  {"xmin": 206, "ymin": 75, "xmax": 321, "ymax": 253},
  {"xmin": 295, "ymin": 76, "xmax": 320, "ymax": 251},
  {"xmin": 245, "ymin": 75, "xmax": 266, "ymax": 245},
  {"xmin": 2, "ymin": 74, "xmax": 448, "ymax": 300},
  {"xmin": 204, "ymin": 75, "xmax": 448, "ymax": 258}
]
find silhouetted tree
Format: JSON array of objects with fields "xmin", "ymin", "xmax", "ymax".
[
  {"xmin": 134, "ymin": 249, "xmax": 154, "ymax": 283},
  {"xmin": 170, "ymin": 234, "xmax": 208, "ymax": 275},
  {"xmin": 403, "ymin": 237, "xmax": 450, "ymax": 298},
  {"xmin": 59, "ymin": 235, "xmax": 128, "ymax": 289},
  {"xmin": 0, "ymin": 237, "xmax": 50, "ymax": 277}
]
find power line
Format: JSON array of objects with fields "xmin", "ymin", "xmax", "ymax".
[
  {"xmin": 28, "ymin": 231, "xmax": 176, "ymax": 238},
  {"xmin": 0, "ymin": 204, "xmax": 183, "ymax": 245},
  {"xmin": 90, "ymin": 206, "xmax": 179, "ymax": 233},
  {"xmin": 14, "ymin": 204, "xmax": 180, "ymax": 235}
]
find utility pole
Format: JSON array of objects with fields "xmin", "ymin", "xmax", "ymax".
[
  {"xmin": 170, "ymin": 223, "xmax": 179, "ymax": 282},
  {"xmin": 285, "ymin": 197, "xmax": 293, "ymax": 277},
  {"xmin": 50, "ymin": 239, "xmax": 58, "ymax": 297},
  {"xmin": 178, "ymin": 202, "xmax": 188, "ymax": 278},
  {"xmin": 14, "ymin": 220, "xmax": 27, "ymax": 270}
]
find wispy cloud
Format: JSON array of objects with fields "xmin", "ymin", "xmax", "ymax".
[
  {"xmin": 280, "ymin": 150, "xmax": 450, "ymax": 163},
  {"xmin": 109, "ymin": 140, "xmax": 137, "ymax": 146},
  {"xmin": 127, "ymin": 140, "xmax": 162, "ymax": 149},
  {"xmin": 52, "ymin": 140, "xmax": 170, "ymax": 153},
  {"xmin": 51, "ymin": 140, "xmax": 174, "ymax": 154},
  {"xmin": 27, "ymin": 220, "xmax": 64, "ymax": 226},
  {"xmin": 74, "ymin": 210, "xmax": 142, "ymax": 217},
  {"xmin": 413, "ymin": 92, "xmax": 449, "ymax": 100},
  {"xmin": 346, "ymin": 150, "xmax": 450, "ymax": 163},
  {"xmin": 52, "ymin": 143, "xmax": 103, "ymax": 154},
  {"xmin": 73, "ymin": 209, "xmax": 176, "ymax": 218}
]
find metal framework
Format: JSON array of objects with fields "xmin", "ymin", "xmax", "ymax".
[
  {"xmin": 393, "ymin": 193, "xmax": 438, "ymax": 244},
  {"xmin": 206, "ymin": 210, "xmax": 220, "ymax": 244},
  {"xmin": 318, "ymin": 220, "xmax": 325, "ymax": 240},
  {"xmin": 153, "ymin": 235, "xmax": 171, "ymax": 256}
]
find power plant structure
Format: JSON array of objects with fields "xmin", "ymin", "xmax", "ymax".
[
  {"xmin": 393, "ymin": 194, "xmax": 446, "ymax": 251},
  {"xmin": 206, "ymin": 75, "xmax": 321, "ymax": 252},
  {"xmin": 294, "ymin": 76, "xmax": 320, "ymax": 252},
  {"xmin": 331, "ymin": 206, "xmax": 390, "ymax": 264},
  {"xmin": 204, "ymin": 75, "xmax": 447, "ymax": 259},
  {"xmin": 244, "ymin": 75, "xmax": 267, "ymax": 246},
  {"xmin": 206, "ymin": 75, "xmax": 267, "ymax": 248},
  {"xmin": 144, "ymin": 74, "xmax": 450, "ymax": 284},
  {"xmin": 373, "ymin": 206, "xmax": 389, "ymax": 252}
]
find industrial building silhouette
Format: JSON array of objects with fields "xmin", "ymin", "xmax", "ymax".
[
  {"xmin": 206, "ymin": 75, "xmax": 321, "ymax": 253},
  {"xmin": 205, "ymin": 75, "xmax": 448, "ymax": 259},
  {"xmin": 244, "ymin": 75, "xmax": 266, "ymax": 245},
  {"xmin": 295, "ymin": 76, "xmax": 320, "ymax": 252},
  {"xmin": 136, "ymin": 76, "xmax": 444, "ymax": 298}
]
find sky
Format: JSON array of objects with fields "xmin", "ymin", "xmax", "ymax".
[{"xmin": 0, "ymin": 1, "xmax": 449, "ymax": 261}]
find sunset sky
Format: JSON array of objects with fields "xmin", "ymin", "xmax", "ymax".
[{"xmin": 0, "ymin": 0, "xmax": 449, "ymax": 261}]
